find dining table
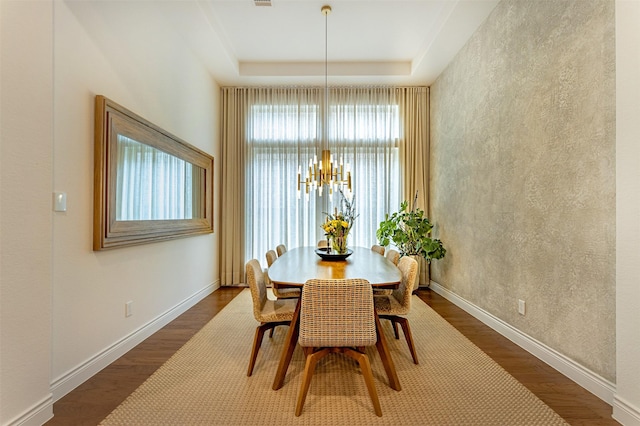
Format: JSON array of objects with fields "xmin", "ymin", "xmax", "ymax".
[{"xmin": 268, "ymin": 246, "xmax": 403, "ymax": 392}]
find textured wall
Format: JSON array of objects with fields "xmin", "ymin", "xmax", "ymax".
[{"xmin": 430, "ymin": 0, "xmax": 615, "ymax": 381}]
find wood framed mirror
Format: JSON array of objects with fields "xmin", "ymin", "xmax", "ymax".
[{"xmin": 94, "ymin": 95, "xmax": 214, "ymax": 250}]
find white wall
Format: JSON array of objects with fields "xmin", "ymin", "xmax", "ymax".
[
  {"xmin": 614, "ymin": 1, "xmax": 640, "ymax": 424},
  {"xmin": 50, "ymin": 0, "xmax": 220, "ymax": 397},
  {"xmin": 1, "ymin": 0, "xmax": 221, "ymax": 424},
  {"xmin": 0, "ymin": 1, "xmax": 54, "ymax": 424}
]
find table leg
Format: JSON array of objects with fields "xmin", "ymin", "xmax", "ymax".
[
  {"xmin": 374, "ymin": 311, "xmax": 401, "ymax": 391},
  {"xmin": 272, "ymin": 297, "xmax": 301, "ymax": 390}
]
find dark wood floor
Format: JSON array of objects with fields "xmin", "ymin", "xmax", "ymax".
[
  {"xmin": 418, "ymin": 290, "xmax": 618, "ymax": 425},
  {"xmin": 46, "ymin": 287, "xmax": 618, "ymax": 425}
]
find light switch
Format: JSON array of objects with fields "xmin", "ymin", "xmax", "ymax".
[{"xmin": 53, "ymin": 192, "xmax": 67, "ymax": 212}]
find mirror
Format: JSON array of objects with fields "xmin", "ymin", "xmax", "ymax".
[
  {"xmin": 115, "ymin": 135, "xmax": 205, "ymax": 221},
  {"xmin": 94, "ymin": 95, "xmax": 214, "ymax": 250}
]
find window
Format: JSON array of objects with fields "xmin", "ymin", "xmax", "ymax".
[{"xmin": 244, "ymin": 88, "xmax": 401, "ymax": 263}]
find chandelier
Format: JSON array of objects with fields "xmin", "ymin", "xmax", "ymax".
[{"xmin": 297, "ymin": 5, "xmax": 352, "ymax": 200}]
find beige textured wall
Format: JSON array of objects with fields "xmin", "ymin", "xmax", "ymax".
[{"xmin": 430, "ymin": 0, "xmax": 615, "ymax": 381}]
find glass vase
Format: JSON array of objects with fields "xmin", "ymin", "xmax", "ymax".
[{"xmin": 331, "ymin": 235, "xmax": 348, "ymax": 254}]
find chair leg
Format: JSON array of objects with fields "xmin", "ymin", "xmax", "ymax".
[
  {"xmin": 374, "ymin": 313, "xmax": 401, "ymax": 391},
  {"xmin": 247, "ymin": 321, "xmax": 289, "ymax": 376},
  {"xmin": 273, "ymin": 300, "xmax": 301, "ymax": 391},
  {"xmin": 295, "ymin": 348, "xmax": 330, "ymax": 416},
  {"xmin": 379, "ymin": 314, "xmax": 400, "ymax": 339},
  {"xmin": 247, "ymin": 324, "xmax": 268, "ymax": 377},
  {"xmin": 380, "ymin": 315, "xmax": 419, "ymax": 364},
  {"xmin": 392, "ymin": 321, "xmax": 400, "ymax": 339},
  {"xmin": 344, "ymin": 349, "xmax": 382, "ymax": 417},
  {"xmin": 395, "ymin": 316, "xmax": 419, "ymax": 364}
]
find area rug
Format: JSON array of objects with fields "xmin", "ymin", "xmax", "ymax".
[{"xmin": 100, "ymin": 289, "xmax": 567, "ymax": 425}]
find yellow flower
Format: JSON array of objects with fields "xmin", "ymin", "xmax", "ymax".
[{"xmin": 341, "ymin": 221, "xmax": 349, "ymax": 228}]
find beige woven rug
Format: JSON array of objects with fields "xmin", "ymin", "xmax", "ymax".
[{"xmin": 100, "ymin": 289, "xmax": 567, "ymax": 425}]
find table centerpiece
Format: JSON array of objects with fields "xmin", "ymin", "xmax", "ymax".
[{"xmin": 321, "ymin": 189, "xmax": 358, "ymax": 255}]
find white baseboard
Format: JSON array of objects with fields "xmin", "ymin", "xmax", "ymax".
[
  {"xmin": 4, "ymin": 394, "xmax": 53, "ymax": 426},
  {"xmin": 429, "ymin": 280, "xmax": 616, "ymax": 405},
  {"xmin": 50, "ymin": 281, "xmax": 219, "ymax": 402},
  {"xmin": 613, "ymin": 395, "xmax": 640, "ymax": 425}
]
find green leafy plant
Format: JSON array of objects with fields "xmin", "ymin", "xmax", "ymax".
[{"xmin": 376, "ymin": 199, "xmax": 446, "ymax": 262}]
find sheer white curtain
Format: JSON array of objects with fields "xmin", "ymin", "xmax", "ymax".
[
  {"xmin": 245, "ymin": 88, "xmax": 322, "ymax": 262},
  {"xmin": 243, "ymin": 87, "xmax": 403, "ymax": 265},
  {"xmin": 329, "ymin": 88, "xmax": 401, "ymax": 250},
  {"xmin": 116, "ymin": 135, "xmax": 194, "ymax": 220}
]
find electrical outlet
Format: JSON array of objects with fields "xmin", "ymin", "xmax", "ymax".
[
  {"xmin": 125, "ymin": 301, "xmax": 133, "ymax": 317},
  {"xmin": 518, "ymin": 299, "xmax": 526, "ymax": 315}
]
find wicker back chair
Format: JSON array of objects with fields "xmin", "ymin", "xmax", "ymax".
[
  {"xmin": 374, "ymin": 256, "xmax": 419, "ymax": 364},
  {"xmin": 384, "ymin": 249, "xmax": 400, "ymax": 265},
  {"xmin": 373, "ymin": 249, "xmax": 400, "ymax": 296},
  {"xmin": 265, "ymin": 249, "xmax": 277, "ymax": 267},
  {"xmin": 245, "ymin": 259, "xmax": 297, "ymax": 376},
  {"xmin": 276, "ymin": 244, "xmax": 287, "ymax": 257},
  {"xmin": 371, "ymin": 244, "xmax": 385, "ymax": 255},
  {"xmin": 265, "ymin": 250, "xmax": 300, "ymax": 299},
  {"xmin": 295, "ymin": 278, "xmax": 382, "ymax": 417}
]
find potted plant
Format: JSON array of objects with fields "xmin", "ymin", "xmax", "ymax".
[{"xmin": 376, "ymin": 196, "xmax": 445, "ymax": 291}]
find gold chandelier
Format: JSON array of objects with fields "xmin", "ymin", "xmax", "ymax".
[
  {"xmin": 298, "ymin": 149, "xmax": 351, "ymax": 198},
  {"xmin": 297, "ymin": 5, "xmax": 352, "ymax": 200}
]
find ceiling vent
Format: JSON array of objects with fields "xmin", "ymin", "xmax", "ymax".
[{"xmin": 254, "ymin": 0, "xmax": 272, "ymax": 6}]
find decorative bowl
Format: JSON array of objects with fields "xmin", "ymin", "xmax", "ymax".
[{"xmin": 314, "ymin": 248, "xmax": 353, "ymax": 261}]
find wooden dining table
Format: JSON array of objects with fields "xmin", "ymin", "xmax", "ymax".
[{"xmin": 268, "ymin": 246, "xmax": 403, "ymax": 392}]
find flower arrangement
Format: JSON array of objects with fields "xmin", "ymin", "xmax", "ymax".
[{"xmin": 321, "ymin": 189, "xmax": 358, "ymax": 254}]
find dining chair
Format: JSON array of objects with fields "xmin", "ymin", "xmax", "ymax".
[
  {"xmin": 264, "ymin": 250, "xmax": 275, "ymax": 288},
  {"xmin": 374, "ymin": 256, "xmax": 419, "ymax": 364},
  {"xmin": 265, "ymin": 250, "xmax": 300, "ymax": 299},
  {"xmin": 276, "ymin": 244, "xmax": 287, "ymax": 257},
  {"xmin": 373, "ymin": 249, "xmax": 400, "ymax": 296},
  {"xmin": 317, "ymin": 239, "xmax": 329, "ymax": 249},
  {"xmin": 385, "ymin": 249, "xmax": 400, "ymax": 265},
  {"xmin": 245, "ymin": 259, "xmax": 297, "ymax": 376},
  {"xmin": 371, "ymin": 244, "xmax": 385, "ymax": 255},
  {"xmin": 296, "ymin": 278, "xmax": 382, "ymax": 417}
]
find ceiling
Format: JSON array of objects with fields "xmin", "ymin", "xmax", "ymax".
[{"xmin": 66, "ymin": 0, "xmax": 500, "ymax": 86}]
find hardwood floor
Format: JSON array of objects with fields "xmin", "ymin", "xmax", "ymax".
[
  {"xmin": 46, "ymin": 287, "xmax": 244, "ymax": 426},
  {"xmin": 46, "ymin": 287, "xmax": 617, "ymax": 425},
  {"xmin": 417, "ymin": 290, "xmax": 618, "ymax": 426}
]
